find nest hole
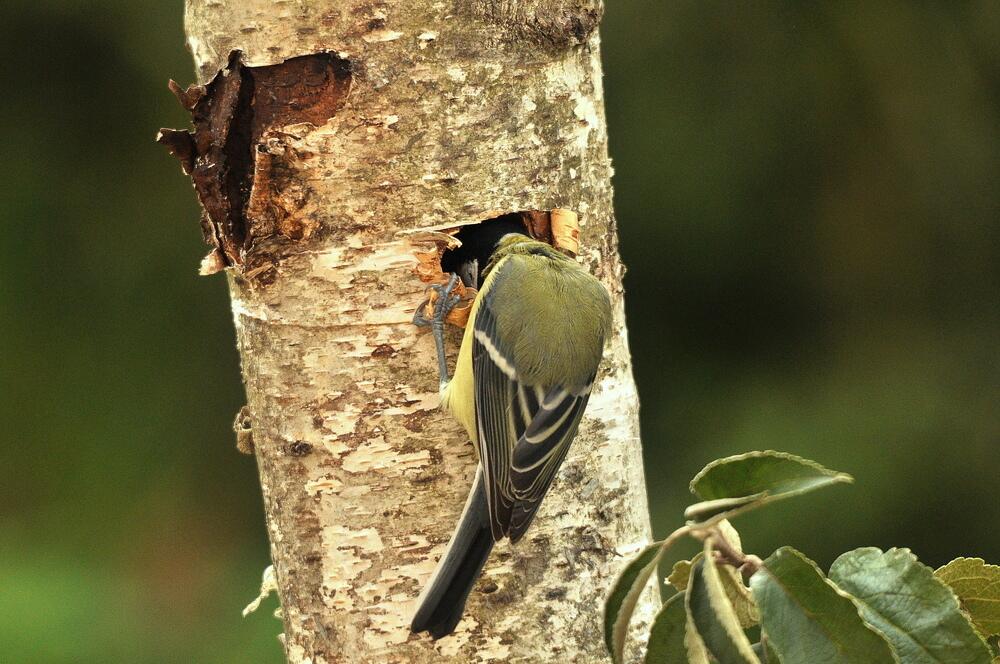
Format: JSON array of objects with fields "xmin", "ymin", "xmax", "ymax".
[{"xmin": 439, "ymin": 210, "xmax": 579, "ymax": 288}]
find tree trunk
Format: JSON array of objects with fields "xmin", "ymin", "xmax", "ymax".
[{"xmin": 168, "ymin": 1, "xmax": 657, "ymax": 661}]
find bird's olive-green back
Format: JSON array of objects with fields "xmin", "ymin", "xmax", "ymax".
[{"xmin": 486, "ymin": 236, "xmax": 612, "ymax": 388}]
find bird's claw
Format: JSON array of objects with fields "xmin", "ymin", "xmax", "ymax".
[{"xmin": 413, "ymin": 273, "xmax": 462, "ymax": 328}]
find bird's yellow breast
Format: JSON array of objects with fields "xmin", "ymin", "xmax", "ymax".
[{"xmin": 441, "ymin": 316, "xmax": 478, "ymax": 444}]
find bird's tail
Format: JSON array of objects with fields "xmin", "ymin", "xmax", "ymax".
[{"xmin": 411, "ymin": 465, "xmax": 495, "ymax": 638}]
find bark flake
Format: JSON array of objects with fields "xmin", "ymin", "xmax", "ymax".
[{"xmin": 159, "ymin": 51, "xmax": 352, "ymax": 276}]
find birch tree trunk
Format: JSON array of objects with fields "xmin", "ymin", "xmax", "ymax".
[{"xmin": 163, "ymin": 1, "xmax": 657, "ymax": 661}]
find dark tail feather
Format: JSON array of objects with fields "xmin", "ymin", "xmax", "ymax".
[{"xmin": 411, "ymin": 466, "xmax": 495, "ymax": 638}]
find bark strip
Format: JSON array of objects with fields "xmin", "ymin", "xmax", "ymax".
[{"xmin": 171, "ymin": 1, "xmax": 657, "ymax": 661}]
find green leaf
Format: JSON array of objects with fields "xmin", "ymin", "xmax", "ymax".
[
  {"xmin": 751, "ymin": 640, "xmax": 782, "ymax": 663},
  {"xmin": 831, "ymin": 548, "xmax": 992, "ymax": 664},
  {"xmin": 750, "ymin": 547, "xmax": 897, "ymax": 664},
  {"xmin": 935, "ymin": 558, "xmax": 1000, "ymax": 638},
  {"xmin": 606, "ymin": 527, "xmax": 694, "ymax": 663},
  {"xmin": 670, "ymin": 546, "xmax": 758, "ymax": 627},
  {"xmin": 988, "ymin": 634, "xmax": 1000, "ymax": 659},
  {"xmin": 686, "ymin": 540, "xmax": 760, "ymax": 663},
  {"xmin": 686, "ymin": 451, "xmax": 852, "ymax": 522},
  {"xmin": 644, "ymin": 593, "xmax": 688, "ymax": 664},
  {"xmin": 684, "ymin": 494, "xmax": 769, "ymax": 522},
  {"xmin": 684, "ymin": 612, "xmax": 711, "ymax": 664},
  {"xmin": 605, "ymin": 543, "xmax": 664, "ymax": 664},
  {"xmin": 714, "ymin": 521, "xmax": 760, "ymax": 629},
  {"xmin": 667, "ymin": 557, "xmax": 697, "ymax": 594}
]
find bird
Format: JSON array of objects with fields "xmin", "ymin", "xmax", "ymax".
[{"xmin": 410, "ymin": 217, "xmax": 613, "ymax": 638}]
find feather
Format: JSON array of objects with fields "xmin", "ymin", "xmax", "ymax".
[
  {"xmin": 412, "ymin": 234, "xmax": 612, "ymax": 637},
  {"xmin": 410, "ymin": 467, "xmax": 494, "ymax": 638},
  {"xmin": 469, "ymin": 246, "xmax": 607, "ymax": 541}
]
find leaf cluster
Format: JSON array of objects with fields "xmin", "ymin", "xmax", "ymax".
[{"xmin": 605, "ymin": 451, "xmax": 1000, "ymax": 664}]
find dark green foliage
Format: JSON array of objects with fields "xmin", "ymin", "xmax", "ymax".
[
  {"xmin": 612, "ymin": 452, "xmax": 997, "ymax": 664},
  {"xmin": 644, "ymin": 593, "xmax": 689, "ymax": 664},
  {"xmin": 830, "ymin": 549, "xmax": 991, "ymax": 663},
  {"xmin": 752, "ymin": 548, "xmax": 895, "ymax": 664},
  {"xmin": 606, "ymin": 543, "xmax": 668, "ymax": 664},
  {"xmin": 685, "ymin": 451, "xmax": 852, "ymax": 522},
  {"xmin": 686, "ymin": 551, "xmax": 757, "ymax": 663}
]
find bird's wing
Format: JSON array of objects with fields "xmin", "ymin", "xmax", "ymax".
[
  {"xmin": 471, "ymin": 284, "xmax": 518, "ymax": 541},
  {"xmin": 507, "ymin": 383, "xmax": 591, "ymax": 542},
  {"xmin": 472, "ymin": 257, "xmax": 595, "ymax": 542}
]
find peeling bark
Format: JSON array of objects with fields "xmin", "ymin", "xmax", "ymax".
[
  {"xmin": 160, "ymin": 51, "xmax": 352, "ymax": 277},
  {"xmin": 169, "ymin": 1, "xmax": 657, "ymax": 662}
]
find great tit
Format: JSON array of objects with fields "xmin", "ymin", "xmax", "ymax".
[{"xmin": 410, "ymin": 220, "xmax": 612, "ymax": 638}]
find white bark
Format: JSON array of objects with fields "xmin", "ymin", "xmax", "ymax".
[{"xmin": 173, "ymin": 1, "xmax": 657, "ymax": 661}]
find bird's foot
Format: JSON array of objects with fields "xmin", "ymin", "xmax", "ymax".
[
  {"xmin": 413, "ymin": 273, "xmax": 462, "ymax": 329},
  {"xmin": 413, "ymin": 273, "xmax": 462, "ymax": 387}
]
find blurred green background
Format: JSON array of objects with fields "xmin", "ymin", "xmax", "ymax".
[{"xmin": 1, "ymin": 1, "xmax": 997, "ymax": 662}]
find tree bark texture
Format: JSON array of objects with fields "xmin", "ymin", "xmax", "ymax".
[{"xmin": 171, "ymin": 1, "xmax": 657, "ymax": 662}]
